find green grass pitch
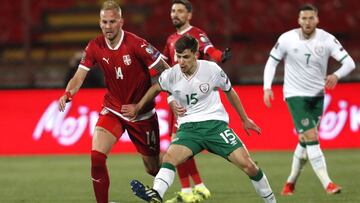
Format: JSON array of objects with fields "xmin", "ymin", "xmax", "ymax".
[{"xmin": 1, "ymin": 150, "xmax": 359, "ymax": 203}]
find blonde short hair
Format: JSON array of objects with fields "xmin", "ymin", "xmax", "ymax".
[{"xmin": 101, "ymin": 0, "xmax": 122, "ymax": 16}]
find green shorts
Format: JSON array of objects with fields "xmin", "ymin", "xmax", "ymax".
[
  {"xmin": 285, "ymin": 96, "xmax": 324, "ymax": 134},
  {"xmin": 172, "ymin": 120, "xmax": 243, "ymax": 159}
]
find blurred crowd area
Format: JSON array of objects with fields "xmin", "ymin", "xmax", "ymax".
[{"xmin": 0, "ymin": 0, "xmax": 359, "ymax": 88}]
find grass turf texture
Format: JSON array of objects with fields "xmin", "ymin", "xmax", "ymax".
[{"xmin": 0, "ymin": 150, "xmax": 359, "ymax": 203}]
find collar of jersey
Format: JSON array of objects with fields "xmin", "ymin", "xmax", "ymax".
[
  {"xmin": 105, "ymin": 29, "xmax": 124, "ymax": 50},
  {"xmin": 178, "ymin": 26, "xmax": 193, "ymax": 35}
]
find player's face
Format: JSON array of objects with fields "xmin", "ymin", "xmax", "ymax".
[
  {"xmin": 298, "ymin": 10, "xmax": 319, "ymax": 37},
  {"xmin": 176, "ymin": 49, "xmax": 197, "ymax": 75},
  {"xmin": 100, "ymin": 9, "xmax": 123, "ymax": 42},
  {"xmin": 171, "ymin": 3, "xmax": 192, "ymax": 28}
]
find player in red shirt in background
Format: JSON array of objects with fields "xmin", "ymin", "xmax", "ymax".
[
  {"xmin": 163, "ymin": 1, "xmax": 232, "ymax": 202},
  {"xmin": 58, "ymin": 1, "xmax": 169, "ymax": 203}
]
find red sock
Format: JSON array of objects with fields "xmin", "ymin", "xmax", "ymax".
[
  {"xmin": 177, "ymin": 161, "xmax": 191, "ymax": 188},
  {"xmin": 91, "ymin": 150, "xmax": 109, "ymax": 203},
  {"xmin": 187, "ymin": 158, "xmax": 203, "ymax": 185}
]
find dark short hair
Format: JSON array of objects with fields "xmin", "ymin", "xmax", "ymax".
[
  {"xmin": 172, "ymin": 0, "xmax": 192, "ymax": 12},
  {"xmin": 175, "ymin": 35, "xmax": 198, "ymax": 54},
  {"xmin": 299, "ymin": 3, "xmax": 318, "ymax": 14}
]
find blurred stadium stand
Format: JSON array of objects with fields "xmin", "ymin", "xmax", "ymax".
[{"xmin": 0, "ymin": 0, "xmax": 359, "ymax": 88}]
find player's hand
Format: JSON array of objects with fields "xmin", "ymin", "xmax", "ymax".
[
  {"xmin": 325, "ymin": 74, "xmax": 338, "ymax": 90},
  {"xmin": 263, "ymin": 89, "xmax": 274, "ymax": 108},
  {"xmin": 243, "ymin": 118, "xmax": 261, "ymax": 136},
  {"xmin": 169, "ymin": 100, "xmax": 186, "ymax": 117},
  {"xmin": 58, "ymin": 92, "xmax": 72, "ymax": 112},
  {"xmin": 121, "ymin": 104, "xmax": 139, "ymax": 120},
  {"xmin": 221, "ymin": 48, "xmax": 232, "ymax": 63}
]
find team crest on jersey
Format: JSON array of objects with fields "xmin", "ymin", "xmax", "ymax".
[
  {"xmin": 315, "ymin": 46, "xmax": 325, "ymax": 56},
  {"xmin": 123, "ymin": 55, "xmax": 131, "ymax": 66},
  {"xmin": 301, "ymin": 118, "xmax": 309, "ymax": 127},
  {"xmin": 199, "ymin": 83, "xmax": 210, "ymax": 93}
]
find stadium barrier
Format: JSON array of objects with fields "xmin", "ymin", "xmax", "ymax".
[{"xmin": 0, "ymin": 83, "xmax": 359, "ymax": 155}]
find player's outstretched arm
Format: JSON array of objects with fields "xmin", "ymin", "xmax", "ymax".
[
  {"xmin": 221, "ymin": 48, "xmax": 232, "ymax": 63},
  {"xmin": 224, "ymin": 88, "xmax": 261, "ymax": 135},
  {"xmin": 206, "ymin": 47, "xmax": 232, "ymax": 63},
  {"xmin": 121, "ymin": 83, "xmax": 162, "ymax": 120},
  {"xmin": 58, "ymin": 68, "xmax": 88, "ymax": 112}
]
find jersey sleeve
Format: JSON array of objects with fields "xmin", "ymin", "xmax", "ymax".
[
  {"xmin": 328, "ymin": 36, "xmax": 349, "ymax": 62},
  {"xmin": 158, "ymin": 68, "xmax": 171, "ymax": 92},
  {"xmin": 213, "ymin": 64, "xmax": 232, "ymax": 92},
  {"xmin": 79, "ymin": 40, "xmax": 97, "ymax": 71},
  {"xmin": 197, "ymin": 32, "xmax": 214, "ymax": 54},
  {"xmin": 269, "ymin": 34, "xmax": 286, "ymax": 62},
  {"xmin": 162, "ymin": 39, "xmax": 170, "ymax": 62},
  {"xmin": 133, "ymin": 38, "xmax": 162, "ymax": 70}
]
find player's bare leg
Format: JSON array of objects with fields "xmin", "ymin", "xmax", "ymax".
[
  {"xmin": 141, "ymin": 154, "xmax": 161, "ymax": 176},
  {"xmin": 229, "ymin": 147, "xmax": 276, "ymax": 203}
]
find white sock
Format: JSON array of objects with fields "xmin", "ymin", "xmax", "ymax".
[
  {"xmin": 287, "ymin": 143, "xmax": 307, "ymax": 183},
  {"xmin": 181, "ymin": 187, "xmax": 192, "ymax": 194},
  {"xmin": 251, "ymin": 171, "xmax": 276, "ymax": 203},
  {"xmin": 306, "ymin": 144, "xmax": 332, "ymax": 188},
  {"xmin": 153, "ymin": 167, "xmax": 175, "ymax": 198},
  {"xmin": 194, "ymin": 183, "xmax": 206, "ymax": 188}
]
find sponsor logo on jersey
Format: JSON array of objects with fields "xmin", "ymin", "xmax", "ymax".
[
  {"xmin": 100, "ymin": 108, "xmax": 109, "ymax": 115},
  {"xmin": 199, "ymin": 83, "xmax": 210, "ymax": 93},
  {"xmin": 123, "ymin": 55, "xmax": 131, "ymax": 66},
  {"xmin": 102, "ymin": 57, "xmax": 110, "ymax": 64}
]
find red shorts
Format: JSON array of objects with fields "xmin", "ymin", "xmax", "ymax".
[{"xmin": 96, "ymin": 110, "xmax": 160, "ymax": 156}]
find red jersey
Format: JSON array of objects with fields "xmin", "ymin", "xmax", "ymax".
[
  {"xmin": 163, "ymin": 26, "xmax": 214, "ymax": 66},
  {"xmin": 79, "ymin": 30, "xmax": 161, "ymax": 114}
]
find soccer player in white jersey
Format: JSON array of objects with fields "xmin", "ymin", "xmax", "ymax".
[
  {"xmin": 263, "ymin": 4, "xmax": 355, "ymax": 196},
  {"xmin": 121, "ymin": 35, "xmax": 276, "ymax": 203}
]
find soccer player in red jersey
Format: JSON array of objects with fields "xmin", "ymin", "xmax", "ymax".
[
  {"xmin": 58, "ymin": 1, "xmax": 169, "ymax": 203},
  {"xmin": 162, "ymin": 1, "xmax": 232, "ymax": 202}
]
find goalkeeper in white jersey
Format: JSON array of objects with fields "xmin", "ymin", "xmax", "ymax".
[
  {"xmin": 121, "ymin": 35, "xmax": 276, "ymax": 203},
  {"xmin": 263, "ymin": 3, "xmax": 355, "ymax": 196}
]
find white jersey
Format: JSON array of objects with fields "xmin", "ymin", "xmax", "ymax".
[
  {"xmin": 270, "ymin": 28, "xmax": 349, "ymax": 98},
  {"xmin": 159, "ymin": 60, "xmax": 232, "ymax": 126}
]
